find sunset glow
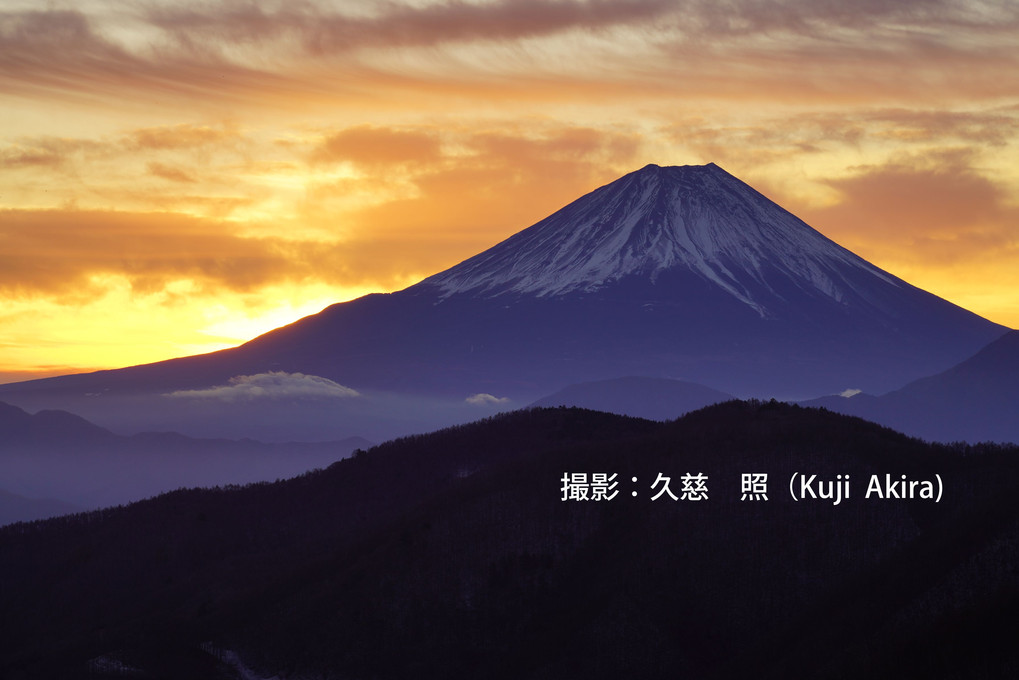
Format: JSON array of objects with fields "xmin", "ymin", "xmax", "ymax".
[{"xmin": 2, "ymin": 0, "xmax": 1018, "ymax": 382}]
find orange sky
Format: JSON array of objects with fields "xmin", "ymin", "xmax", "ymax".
[{"xmin": 2, "ymin": 0, "xmax": 1018, "ymax": 383}]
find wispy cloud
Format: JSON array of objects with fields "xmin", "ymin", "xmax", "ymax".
[
  {"xmin": 129, "ymin": 123, "xmax": 242, "ymax": 151},
  {"xmin": 147, "ymin": 162, "xmax": 197, "ymax": 183},
  {"xmin": 0, "ymin": 137, "xmax": 106, "ymax": 169},
  {"xmin": 4, "ymin": 1, "xmax": 1016, "ymax": 108},
  {"xmin": 0, "ymin": 8, "xmax": 289, "ymax": 105},
  {"xmin": 147, "ymin": 0, "xmax": 678, "ymax": 53}
]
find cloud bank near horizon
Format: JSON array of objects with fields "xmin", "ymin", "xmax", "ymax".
[{"xmin": 167, "ymin": 372, "xmax": 360, "ymax": 402}]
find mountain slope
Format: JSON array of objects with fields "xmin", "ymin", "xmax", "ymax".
[
  {"xmin": 806, "ymin": 330, "xmax": 1019, "ymax": 443},
  {"xmin": 2, "ymin": 402, "xmax": 1017, "ymax": 679},
  {"xmin": 0, "ymin": 164, "xmax": 1006, "ymax": 439}
]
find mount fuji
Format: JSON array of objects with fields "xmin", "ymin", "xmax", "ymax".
[
  {"xmin": 423, "ymin": 162, "xmax": 899, "ymax": 309},
  {"xmin": 0, "ymin": 163, "xmax": 1007, "ymax": 440}
]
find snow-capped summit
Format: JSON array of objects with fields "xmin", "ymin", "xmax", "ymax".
[{"xmin": 418, "ymin": 163, "xmax": 893, "ymax": 316}]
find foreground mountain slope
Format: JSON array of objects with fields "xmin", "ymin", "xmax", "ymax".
[
  {"xmin": 0, "ymin": 164, "xmax": 1006, "ymax": 441},
  {"xmin": 2, "ymin": 402, "xmax": 1017, "ymax": 679}
]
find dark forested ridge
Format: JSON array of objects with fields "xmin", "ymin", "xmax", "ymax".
[{"xmin": 2, "ymin": 402, "xmax": 1018, "ymax": 679}]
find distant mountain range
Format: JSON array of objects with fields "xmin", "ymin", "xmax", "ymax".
[
  {"xmin": 3, "ymin": 402, "xmax": 1017, "ymax": 678},
  {"xmin": 0, "ymin": 163, "xmax": 1006, "ymax": 445},
  {"xmin": 530, "ymin": 376, "xmax": 733, "ymax": 421},
  {"xmin": 0, "ymin": 400, "xmax": 368, "ymax": 524},
  {"xmin": 0, "ymin": 487, "xmax": 79, "ymax": 526},
  {"xmin": 529, "ymin": 330, "xmax": 1019, "ymax": 444},
  {"xmin": 805, "ymin": 330, "xmax": 1019, "ymax": 443}
]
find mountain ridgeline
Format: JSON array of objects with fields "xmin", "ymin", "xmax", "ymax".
[
  {"xmin": 806, "ymin": 329, "xmax": 1019, "ymax": 443},
  {"xmin": 184, "ymin": 162, "xmax": 1008, "ymax": 398},
  {"xmin": 2, "ymin": 402, "xmax": 1017, "ymax": 679},
  {"xmin": 0, "ymin": 163, "xmax": 1006, "ymax": 444}
]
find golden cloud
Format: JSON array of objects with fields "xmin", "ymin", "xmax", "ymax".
[
  {"xmin": 0, "ymin": 209, "xmax": 295, "ymax": 296},
  {"xmin": 786, "ymin": 151, "xmax": 1019, "ymax": 328},
  {"xmin": 0, "ymin": 122, "xmax": 647, "ymax": 308},
  {"xmin": 311, "ymin": 126, "xmax": 443, "ymax": 167},
  {"xmin": 0, "ymin": 137, "xmax": 107, "ymax": 170},
  {"xmin": 129, "ymin": 124, "xmax": 242, "ymax": 151},
  {"xmin": 804, "ymin": 152, "xmax": 1018, "ymax": 260},
  {"xmin": 147, "ymin": 162, "xmax": 198, "ymax": 183},
  {"xmin": 333, "ymin": 126, "xmax": 643, "ymax": 248}
]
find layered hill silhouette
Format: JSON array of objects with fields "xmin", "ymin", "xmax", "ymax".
[
  {"xmin": 807, "ymin": 330, "xmax": 1019, "ymax": 443},
  {"xmin": 0, "ymin": 487, "xmax": 79, "ymax": 526},
  {"xmin": 0, "ymin": 400, "xmax": 368, "ymax": 522},
  {"xmin": 2, "ymin": 402, "xmax": 1017, "ymax": 679},
  {"xmin": 0, "ymin": 164, "xmax": 1006, "ymax": 444},
  {"xmin": 530, "ymin": 376, "xmax": 733, "ymax": 420}
]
